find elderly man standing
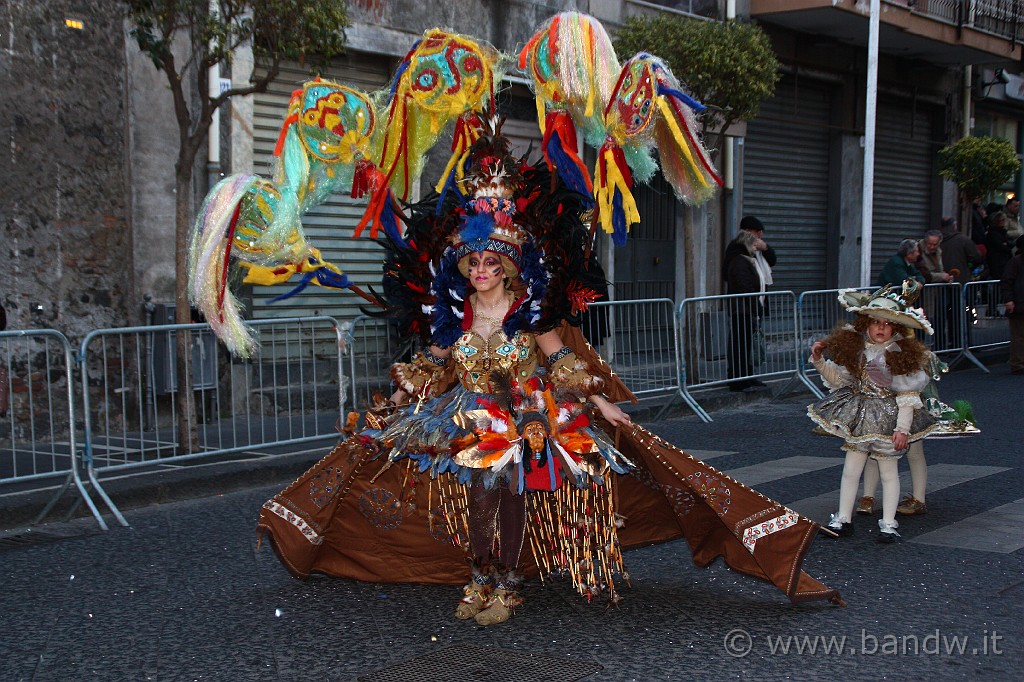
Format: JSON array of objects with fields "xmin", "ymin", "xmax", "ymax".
[
  {"xmin": 877, "ymin": 239, "xmax": 926, "ymax": 287},
  {"xmin": 1005, "ymin": 195, "xmax": 1022, "ymax": 241},
  {"xmin": 916, "ymin": 230, "xmax": 953, "ymax": 284},
  {"xmin": 722, "ymin": 216, "xmax": 776, "ymax": 392}
]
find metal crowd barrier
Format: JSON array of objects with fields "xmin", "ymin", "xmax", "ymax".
[
  {"xmin": 4, "ymin": 283, "xmax": 1012, "ymax": 528},
  {"xmin": 796, "ymin": 287, "xmax": 874, "ymax": 399},
  {"xmin": 962, "ymin": 279, "xmax": 1011, "ymax": 372},
  {"xmin": 78, "ymin": 316, "xmax": 346, "ymax": 523},
  {"xmin": 0, "ymin": 329, "xmax": 119, "ymax": 529},
  {"xmin": 919, "ymin": 281, "xmax": 967, "ymax": 359},
  {"xmin": 345, "ymin": 315, "xmax": 413, "ymax": 411},
  {"xmin": 676, "ymin": 291, "xmax": 801, "ymax": 422},
  {"xmin": 580, "ymin": 298, "xmax": 680, "ymax": 400}
]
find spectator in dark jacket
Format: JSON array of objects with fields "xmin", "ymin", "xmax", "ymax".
[
  {"xmin": 985, "ymin": 211, "xmax": 1015, "ymax": 280},
  {"xmin": 723, "ymin": 223, "xmax": 772, "ymax": 392},
  {"xmin": 970, "ymin": 198, "xmax": 988, "ymax": 245},
  {"xmin": 939, "ymin": 217, "xmax": 984, "ymax": 284},
  {"xmin": 878, "ymin": 239, "xmax": 926, "ymax": 287},
  {"xmin": 721, "ymin": 216, "xmax": 776, "ymax": 281},
  {"xmin": 1000, "ymin": 235, "xmax": 1024, "ymax": 374}
]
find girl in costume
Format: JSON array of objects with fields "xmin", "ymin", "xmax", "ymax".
[
  {"xmin": 808, "ymin": 280, "xmax": 938, "ymax": 543},
  {"xmin": 855, "ymin": 350, "xmax": 980, "ymax": 517}
]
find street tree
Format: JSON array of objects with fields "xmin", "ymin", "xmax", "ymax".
[
  {"xmin": 613, "ymin": 16, "xmax": 779, "ymax": 154},
  {"xmin": 939, "ymin": 135, "xmax": 1020, "ymax": 201},
  {"xmin": 125, "ymin": 0, "xmax": 349, "ymax": 452}
]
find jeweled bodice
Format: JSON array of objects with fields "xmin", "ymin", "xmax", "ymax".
[{"xmin": 451, "ymin": 329, "xmax": 537, "ymax": 392}]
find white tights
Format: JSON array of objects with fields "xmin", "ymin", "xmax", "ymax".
[
  {"xmin": 862, "ymin": 441, "xmax": 926, "ymax": 503},
  {"xmin": 838, "ymin": 449, "xmax": 900, "ymax": 525}
]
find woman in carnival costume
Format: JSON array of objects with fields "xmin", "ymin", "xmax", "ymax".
[
  {"xmin": 253, "ymin": 123, "xmax": 842, "ymax": 623},
  {"xmin": 808, "ymin": 280, "xmax": 938, "ymax": 543},
  {"xmin": 192, "ymin": 20, "xmax": 842, "ymax": 621}
]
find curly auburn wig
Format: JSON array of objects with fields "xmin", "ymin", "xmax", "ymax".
[{"xmin": 820, "ymin": 314, "xmax": 929, "ymax": 376}]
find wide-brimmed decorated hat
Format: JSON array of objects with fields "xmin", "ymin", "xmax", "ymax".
[{"xmin": 838, "ymin": 280, "xmax": 933, "ymax": 334}]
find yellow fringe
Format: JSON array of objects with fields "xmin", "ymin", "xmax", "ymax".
[{"xmin": 655, "ymin": 97, "xmax": 708, "ymax": 190}]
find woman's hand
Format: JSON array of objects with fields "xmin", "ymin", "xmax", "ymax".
[
  {"xmin": 892, "ymin": 430, "xmax": 909, "ymax": 451},
  {"xmin": 810, "ymin": 341, "xmax": 826, "ymax": 361},
  {"xmin": 590, "ymin": 394, "xmax": 631, "ymax": 427},
  {"xmin": 389, "ymin": 389, "xmax": 408, "ymax": 406}
]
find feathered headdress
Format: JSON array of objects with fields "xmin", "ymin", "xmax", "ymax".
[{"xmin": 839, "ymin": 280, "xmax": 933, "ymax": 333}]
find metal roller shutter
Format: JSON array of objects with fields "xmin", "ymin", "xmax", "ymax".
[
  {"xmin": 250, "ymin": 57, "xmax": 392, "ymax": 323},
  {"xmin": 871, "ymin": 99, "xmax": 936, "ymax": 280},
  {"xmin": 742, "ymin": 77, "xmax": 833, "ymax": 293}
]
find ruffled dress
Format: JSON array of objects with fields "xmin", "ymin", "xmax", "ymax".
[{"xmin": 807, "ymin": 339, "xmax": 938, "ymax": 454}]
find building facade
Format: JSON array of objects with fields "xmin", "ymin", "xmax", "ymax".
[{"xmin": 3, "ymin": 0, "xmax": 1023, "ymax": 337}]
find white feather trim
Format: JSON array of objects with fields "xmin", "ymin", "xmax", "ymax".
[{"xmin": 489, "ymin": 443, "xmax": 522, "ymax": 471}]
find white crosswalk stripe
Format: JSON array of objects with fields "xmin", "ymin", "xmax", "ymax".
[
  {"xmin": 707, "ymin": 456, "xmax": 1015, "ymax": 552},
  {"xmin": 911, "ymin": 498, "xmax": 1024, "ymax": 553},
  {"xmin": 684, "ymin": 449, "xmax": 735, "ymax": 461},
  {"xmin": 724, "ymin": 455, "xmax": 843, "ymax": 487}
]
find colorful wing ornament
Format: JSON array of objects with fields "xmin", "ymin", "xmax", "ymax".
[
  {"xmin": 595, "ymin": 53, "xmax": 722, "ymax": 245},
  {"xmin": 518, "ymin": 12, "xmax": 620, "ymax": 198},
  {"xmin": 359, "ymin": 29, "xmax": 501, "ymax": 238},
  {"xmin": 187, "ymin": 80, "xmax": 375, "ymax": 356}
]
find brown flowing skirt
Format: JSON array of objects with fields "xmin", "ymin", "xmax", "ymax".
[{"xmin": 257, "ymin": 422, "xmax": 841, "ymax": 605}]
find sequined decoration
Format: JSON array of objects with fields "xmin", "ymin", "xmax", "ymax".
[
  {"xmin": 686, "ymin": 471, "xmax": 731, "ymax": 517},
  {"xmin": 308, "ymin": 465, "xmax": 347, "ymax": 510},
  {"xmin": 358, "ymin": 487, "xmax": 404, "ymax": 530},
  {"xmin": 660, "ymin": 483, "xmax": 696, "ymax": 517}
]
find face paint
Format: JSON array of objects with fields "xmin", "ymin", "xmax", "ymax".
[{"xmin": 468, "ymin": 254, "xmax": 502, "ymax": 276}]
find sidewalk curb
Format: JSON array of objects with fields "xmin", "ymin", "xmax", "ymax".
[{"xmin": 0, "ymin": 445, "xmax": 330, "ymax": 533}]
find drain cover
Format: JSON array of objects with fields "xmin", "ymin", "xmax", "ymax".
[{"xmin": 358, "ymin": 644, "xmax": 603, "ymax": 682}]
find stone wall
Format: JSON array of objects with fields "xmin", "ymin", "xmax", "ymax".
[{"xmin": 0, "ymin": 0, "xmax": 133, "ymax": 336}]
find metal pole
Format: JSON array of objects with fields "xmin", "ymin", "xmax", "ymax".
[{"xmin": 860, "ymin": 0, "xmax": 880, "ymax": 287}]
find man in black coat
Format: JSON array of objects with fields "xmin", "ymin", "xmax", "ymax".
[
  {"xmin": 1001, "ymin": 235, "xmax": 1024, "ymax": 374},
  {"xmin": 722, "ymin": 216, "xmax": 776, "ymax": 391}
]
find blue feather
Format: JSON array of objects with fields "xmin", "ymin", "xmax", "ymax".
[
  {"xmin": 388, "ymin": 41, "xmax": 419, "ymax": 98},
  {"xmin": 612, "ymin": 188, "xmax": 627, "ymax": 246},
  {"xmin": 314, "ymin": 269, "xmax": 352, "ymax": 290},
  {"xmin": 379, "ymin": 191, "xmax": 407, "ymax": 248},
  {"xmin": 459, "ymin": 213, "xmax": 496, "ymax": 244},
  {"xmin": 656, "ymin": 83, "xmax": 705, "ymax": 113},
  {"xmin": 269, "ymin": 271, "xmax": 316, "ymax": 302},
  {"xmin": 545, "ymin": 131, "xmax": 593, "ymax": 203}
]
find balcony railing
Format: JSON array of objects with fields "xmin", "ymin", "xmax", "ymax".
[{"xmin": 903, "ymin": 0, "xmax": 1022, "ymax": 43}]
